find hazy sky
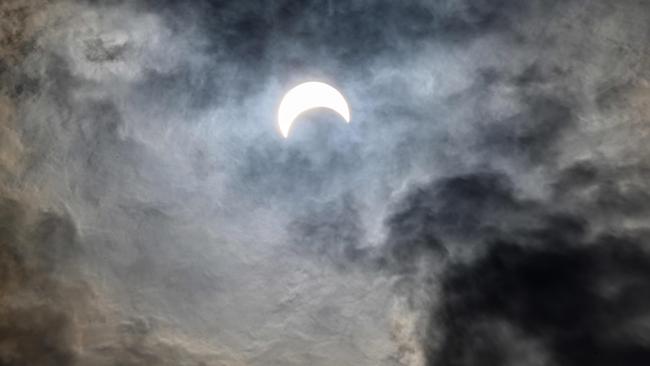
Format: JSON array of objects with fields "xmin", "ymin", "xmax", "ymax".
[{"xmin": 2, "ymin": 0, "xmax": 650, "ymax": 365}]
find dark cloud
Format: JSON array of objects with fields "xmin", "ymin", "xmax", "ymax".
[
  {"xmin": 381, "ymin": 166, "xmax": 650, "ymax": 365},
  {"xmin": 155, "ymin": 0, "xmax": 526, "ymax": 61},
  {"xmin": 432, "ymin": 235, "xmax": 650, "ymax": 366},
  {"xmin": 383, "ymin": 173, "xmax": 525, "ymax": 266}
]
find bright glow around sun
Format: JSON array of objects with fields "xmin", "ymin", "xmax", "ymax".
[{"xmin": 278, "ymin": 81, "xmax": 351, "ymax": 138}]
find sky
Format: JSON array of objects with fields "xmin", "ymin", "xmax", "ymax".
[{"xmin": 2, "ymin": 0, "xmax": 650, "ymax": 365}]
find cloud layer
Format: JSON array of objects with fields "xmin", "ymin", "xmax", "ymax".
[{"xmin": 3, "ymin": 0, "xmax": 650, "ymax": 365}]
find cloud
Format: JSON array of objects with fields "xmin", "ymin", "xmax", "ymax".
[
  {"xmin": 3, "ymin": 0, "xmax": 650, "ymax": 365},
  {"xmin": 382, "ymin": 165, "xmax": 650, "ymax": 365},
  {"xmin": 433, "ymin": 235, "xmax": 650, "ymax": 366},
  {"xmin": 0, "ymin": 196, "xmax": 85, "ymax": 365},
  {"xmin": 288, "ymin": 193, "xmax": 368, "ymax": 268},
  {"xmin": 0, "ymin": 195, "xmax": 240, "ymax": 365}
]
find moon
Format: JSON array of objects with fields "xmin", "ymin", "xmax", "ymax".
[{"xmin": 278, "ymin": 81, "xmax": 351, "ymax": 138}]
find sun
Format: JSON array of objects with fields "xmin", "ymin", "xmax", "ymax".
[{"xmin": 278, "ymin": 81, "xmax": 351, "ymax": 138}]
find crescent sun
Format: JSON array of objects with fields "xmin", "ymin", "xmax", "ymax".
[{"xmin": 278, "ymin": 81, "xmax": 351, "ymax": 138}]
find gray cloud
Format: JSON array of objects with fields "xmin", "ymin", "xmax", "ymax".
[
  {"xmin": 3, "ymin": 0, "xmax": 650, "ymax": 365},
  {"xmin": 0, "ymin": 197, "xmax": 82, "ymax": 365}
]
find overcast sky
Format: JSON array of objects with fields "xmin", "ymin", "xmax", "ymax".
[{"xmin": 2, "ymin": 0, "xmax": 650, "ymax": 365}]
